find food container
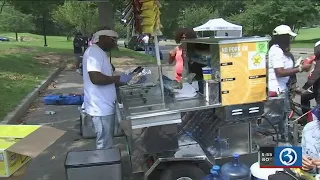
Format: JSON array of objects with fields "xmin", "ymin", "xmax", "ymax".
[
  {"xmin": 202, "ymin": 67, "xmax": 213, "ymax": 80},
  {"xmin": 126, "ymin": 68, "xmax": 151, "ymax": 85}
]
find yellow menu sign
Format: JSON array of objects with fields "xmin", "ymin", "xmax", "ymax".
[{"xmin": 219, "ymin": 41, "xmax": 267, "ymax": 106}]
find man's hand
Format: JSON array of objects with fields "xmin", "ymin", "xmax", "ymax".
[
  {"xmin": 295, "ymin": 87, "xmax": 307, "ymax": 95},
  {"xmin": 302, "ymin": 64, "xmax": 312, "ymax": 72},
  {"xmin": 312, "ymin": 159, "xmax": 320, "ymax": 168},
  {"xmin": 169, "ymin": 46, "xmax": 178, "ymax": 57},
  {"xmin": 302, "ymin": 156, "xmax": 315, "ymax": 171},
  {"xmin": 119, "ymin": 73, "xmax": 133, "ymax": 83}
]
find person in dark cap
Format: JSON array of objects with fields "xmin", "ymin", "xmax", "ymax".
[{"xmin": 73, "ymin": 32, "xmax": 84, "ymax": 74}]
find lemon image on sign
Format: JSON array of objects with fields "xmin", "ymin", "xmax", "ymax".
[{"xmin": 252, "ymin": 54, "xmax": 262, "ymax": 66}]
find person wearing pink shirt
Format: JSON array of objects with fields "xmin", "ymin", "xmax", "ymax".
[{"xmin": 168, "ymin": 28, "xmax": 197, "ymax": 82}]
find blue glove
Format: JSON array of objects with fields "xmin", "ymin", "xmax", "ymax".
[{"xmin": 120, "ymin": 73, "xmax": 132, "ymax": 83}]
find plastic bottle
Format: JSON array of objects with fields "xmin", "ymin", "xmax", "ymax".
[
  {"xmin": 203, "ymin": 165, "xmax": 222, "ymax": 180},
  {"xmin": 220, "ymin": 154, "xmax": 251, "ymax": 180}
]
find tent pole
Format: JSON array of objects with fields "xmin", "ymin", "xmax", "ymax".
[{"xmin": 153, "ymin": 35, "xmax": 165, "ymax": 103}]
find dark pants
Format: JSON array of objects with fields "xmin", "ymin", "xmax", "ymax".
[
  {"xmin": 300, "ymin": 92, "xmax": 314, "ymax": 125},
  {"xmin": 301, "ymin": 92, "xmax": 314, "ymax": 114}
]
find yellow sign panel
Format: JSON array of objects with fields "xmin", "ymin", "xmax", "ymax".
[{"xmin": 219, "ymin": 41, "xmax": 267, "ymax": 106}]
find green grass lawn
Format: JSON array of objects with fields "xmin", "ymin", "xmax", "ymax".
[
  {"xmin": 292, "ymin": 28, "xmax": 320, "ymax": 48},
  {"xmin": 0, "ymin": 32, "xmax": 154, "ymax": 121}
]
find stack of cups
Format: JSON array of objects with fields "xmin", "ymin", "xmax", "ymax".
[{"xmin": 202, "ymin": 67, "xmax": 213, "ymax": 80}]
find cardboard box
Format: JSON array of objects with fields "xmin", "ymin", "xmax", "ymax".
[{"xmin": 0, "ymin": 125, "xmax": 65, "ymax": 178}]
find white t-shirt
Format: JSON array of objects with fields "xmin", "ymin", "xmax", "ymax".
[
  {"xmin": 142, "ymin": 35, "xmax": 149, "ymax": 44},
  {"xmin": 268, "ymin": 44, "xmax": 294, "ymax": 92},
  {"xmin": 82, "ymin": 44, "xmax": 116, "ymax": 116}
]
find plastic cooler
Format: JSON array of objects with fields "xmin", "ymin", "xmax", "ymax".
[
  {"xmin": 79, "ymin": 109, "xmax": 96, "ymax": 138},
  {"xmin": 250, "ymin": 162, "xmax": 283, "ymax": 180},
  {"xmin": 64, "ymin": 148, "xmax": 122, "ymax": 180}
]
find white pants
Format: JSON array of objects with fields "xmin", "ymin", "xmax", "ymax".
[{"xmin": 92, "ymin": 114, "xmax": 115, "ymax": 149}]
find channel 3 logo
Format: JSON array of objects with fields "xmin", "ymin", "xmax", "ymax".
[{"xmin": 274, "ymin": 147, "xmax": 302, "ymax": 168}]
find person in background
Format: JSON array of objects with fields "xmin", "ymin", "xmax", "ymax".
[
  {"xmin": 225, "ymin": 32, "xmax": 228, "ymax": 36},
  {"xmin": 88, "ymin": 34, "xmax": 93, "ymax": 46},
  {"xmin": 83, "ymin": 35, "xmax": 89, "ymax": 51},
  {"xmin": 148, "ymin": 36, "xmax": 154, "ymax": 56},
  {"xmin": 300, "ymin": 106, "xmax": 320, "ymax": 176},
  {"xmin": 300, "ymin": 55, "xmax": 316, "ymax": 126},
  {"xmin": 82, "ymin": 29, "xmax": 132, "ymax": 149},
  {"xmin": 142, "ymin": 34, "xmax": 150, "ymax": 54},
  {"xmin": 74, "ymin": 32, "xmax": 84, "ymax": 74},
  {"xmin": 168, "ymin": 28, "xmax": 197, "ymax": 82},
  {"xmin": 257, "ymin": 25, "xmax": 311, "ymax": 141},
  {"xmin": 300, "ymin": 41, "xmax": 320, "ymax": 104}
]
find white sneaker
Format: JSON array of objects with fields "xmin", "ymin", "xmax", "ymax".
[{"xmin": 76, "ymin": 69, "xmax": 81, "ymax": 74}]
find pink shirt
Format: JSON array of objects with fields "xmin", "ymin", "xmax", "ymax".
[{"xmin": 175, "ymin": 47, "xmax": 184, "ymax": 82}]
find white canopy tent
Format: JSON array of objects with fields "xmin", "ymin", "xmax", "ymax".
[{"xmin": 193, "ymin": 18, "xmax": 243, "ymax": 38}]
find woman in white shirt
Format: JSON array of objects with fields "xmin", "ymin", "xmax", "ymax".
[{"xmin": 257, "ymin": 25, "xmax": 311, "ymax": 141}]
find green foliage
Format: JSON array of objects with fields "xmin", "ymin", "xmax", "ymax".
[
  {"xmin": 7, "ymin": 0, "xmax": 65, "ymax": 35},
  {"xmin": 52, "ymin": 1, "xmax": 99, "ymax": 35},
  {"xmin": 114, "ymin": 22, "xmax": 127, "ymax": 38},
  {"xmin": 7, "ymin": 0, "xmax": 64, "ymax": 14},
  {"xmin": 228, "ymin": 0, "xmax": 319, "ymax": 36},
  {"xmin": 160, "ymin": 0, "xmax": 190, "ymax": 38},
  {"xmin": 178, "ymin": 5, "xmax": 218, "ymax": 28},
  {"xmin": 0, "ymin": 6, "xmax": 34, "ymax": 34}
]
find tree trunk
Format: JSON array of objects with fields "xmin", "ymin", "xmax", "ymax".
[
  {"xmin": 15, "ymin": 32, "xmax": 18, "ymax": 41},
  {"xmin": 42, "ymin": 12, "xmax": 48, "ymax": 47},
  {"xmin": 97, "ymin": 1, "xmax": 114, "ymax": 30}
]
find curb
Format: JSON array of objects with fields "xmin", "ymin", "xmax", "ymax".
[{"xmin": 1, "ymin": 67, "xmax": 63, "ymax": 125}]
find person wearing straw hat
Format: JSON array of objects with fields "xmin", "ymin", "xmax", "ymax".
[
  {"xmin": 82, "ymin": 29, "xmax": 132, "ymax": 149},
  {"xmin": 256, "ymin": 25, "xmax": 311, "ymax": 141}
]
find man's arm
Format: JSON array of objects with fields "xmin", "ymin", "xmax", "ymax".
[
  {"xmin": 89, "ymin": 71, "xmax": 120, "ymax": 85},
  {"xmin": 302, "ymin": 62, "xmax": 320, "ymax": 90},
  {"xmin": 86, "ymin": 54, "xmax": 120, "ymax": 85}
]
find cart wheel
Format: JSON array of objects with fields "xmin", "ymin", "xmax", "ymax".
[{"xmin": 159, "ymin": 163, "xmax": 205, "ymax": 180}]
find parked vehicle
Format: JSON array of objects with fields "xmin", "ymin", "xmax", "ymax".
[
  {"xmin": 0, "ymin": 37, "xmax": 10, "ymax": 41},
  {"xmin": 124, "ymin": 36, "xmax": 144, "ymax": 51}
]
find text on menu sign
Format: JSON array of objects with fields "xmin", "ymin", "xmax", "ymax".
[{"xmin": 221, "ymin": 45, "xmax": 249, "ymax": 58}]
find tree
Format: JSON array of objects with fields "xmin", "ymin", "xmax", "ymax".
[
  {"xmin": 228, "ymin": 0, "xmax": 319, "ymax": 36},
  {"xmin": 158, "ymin": 0, "xmax": 189, "ymax": 38},
  {"xmin": 0, "ymin": 6, "xmax": 34, "ymax": 41},
  {"xmin": 52, "ymin": 1, "xmax": 99, "ymax": 35},
  {"xmin": 178, "ymin": 5, "xmax": 218, "ymax": 28}
]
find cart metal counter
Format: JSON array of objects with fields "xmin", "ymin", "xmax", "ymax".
[{"xmin": 116, "ymin": 37, "xmax": 286, "ymax": 180}]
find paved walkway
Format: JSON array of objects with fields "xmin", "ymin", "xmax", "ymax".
[
  {"xmin": 20, "ymin": 70, "xmax": 94, "ymax": 180},
  {"xmin": 19, "ymin": 70, "xmax": 131, "ymax": 180}
]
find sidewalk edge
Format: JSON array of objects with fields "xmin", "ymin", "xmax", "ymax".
[{"xmin": 1, "ymin": 68, "xmax": 63, "ymax": 124}]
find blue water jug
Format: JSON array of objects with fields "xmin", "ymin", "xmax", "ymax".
[
  {"xmin": 221, "ymin": 154, "xmax": 251, "ymax": 180},
  {"xmin": 203, "ymin": 165, "xmax": 223, "ymax": 180}
]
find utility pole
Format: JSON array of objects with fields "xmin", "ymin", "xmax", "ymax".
[{"xmin": 252, "ymin": 0, "xmax": 256, "ymax": 36}]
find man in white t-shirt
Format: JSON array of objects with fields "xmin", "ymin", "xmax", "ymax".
[
  {"xmin": 142, "ymin": 34, "xmax": 149, "ymax": 54},
  {"xmin": 82, "ymin": 29, "xmax": 132, "ymax": 149}
]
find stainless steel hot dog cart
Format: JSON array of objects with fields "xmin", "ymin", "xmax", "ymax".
[{"xmin": 115, "ymin": 37, "xmax": 285, "ymax": 180}]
